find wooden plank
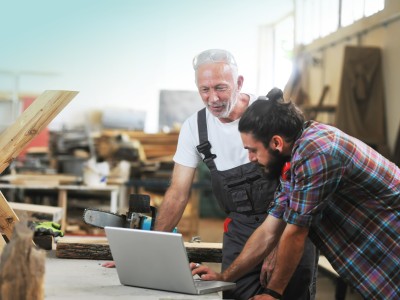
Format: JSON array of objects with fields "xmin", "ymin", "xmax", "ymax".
[
  {"xmin": 0, "ymin": 174, "xmax": 80, "ymax": 185},
  {"xmin": 56, "ymin": 237, "xmax": 222, "ymax": 262},
  {"xmin": 9, "ymin": 202, "xmax": 63, "ymax": 223},
  {"xmin": 0, "ymin": 191, "xmax": 19, "ymax": 241},
  {"xmin": 102, "ymin": 130, "xmax": 179, "ymax": 145},
  {"xmin": 0, "ymin": 90, "xmax": 79, "ymax": 174},
  {"xmin": 184, "ymin": 241, "xmax": 222, "ymax": 263},
  {"xmin": 0, "ymin": 90, "xmax": 78, "ymax": 256},
  {"xmin": 56, "ymin": 238, "xmax": 111, "ymax": 260}
]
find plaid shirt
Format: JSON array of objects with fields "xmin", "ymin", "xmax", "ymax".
[{"xmin": 269, "ymin": 121, "xmax": 400, "ymax": 299}]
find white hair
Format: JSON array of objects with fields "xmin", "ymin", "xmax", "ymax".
[{"xmin": 192, "ymin": 49, "xmax": 239, "ymax": 83}]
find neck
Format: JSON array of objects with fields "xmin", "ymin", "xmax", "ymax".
[{"xmin": 218, "ymin": 93, "xmax": 249, "ymax": 123}]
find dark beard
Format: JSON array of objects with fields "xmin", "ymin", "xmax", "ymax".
[{"xmin": 260, "ymin": 148, "xmax": 290, "ymax": 180}]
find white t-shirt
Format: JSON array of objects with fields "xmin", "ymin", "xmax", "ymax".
[{"xmin": 173, "ymin": 94, "xmax": 258, "ymax": 171}]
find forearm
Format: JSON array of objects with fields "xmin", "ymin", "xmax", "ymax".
[
  {"xmin": 266, "ymin": 224, "xmax": 309, "ymax": 295},
  {"xmin": 154, "ymin": 163, "xmax": 195, "ymax": 232},
  {"xmin": 154, "ymin": 186, "xmax": 188, "ymax": 231},
  {"xmin": 222, "ymin": 215, "xmax": 285, "ymax": 282}
]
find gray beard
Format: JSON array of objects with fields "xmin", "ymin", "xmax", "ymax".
[{"xmin": 219, "ymin": 91, "xmax": 239, "ymax": 119}]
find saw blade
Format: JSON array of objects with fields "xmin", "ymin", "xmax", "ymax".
[{"xmin": 83, "ymin": 208, "xmax": 126, "ymax": 228}]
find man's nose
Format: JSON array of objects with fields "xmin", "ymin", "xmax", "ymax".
[
  {"xmin": 209, "ymin": 89, "xmax": 219, "ymax": 102},
  {"xmin": 248, "ymin": 153, "xmax": 257, "ymax": 162}
]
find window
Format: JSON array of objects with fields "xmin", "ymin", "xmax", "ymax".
[
  {"xmin": 274, "ymin": 16, "xmax": 295, "ymax": 89},
  {"xmin": 341, "ymin": 0, "xmax": 385, "ymax": 26},
  {"xmin": 296, "ymin": 0, "xmax": 385, "ymax": 44},
  {"xmin": 257, "ymin": 14, "xmax": 294, "ymax": 93}
]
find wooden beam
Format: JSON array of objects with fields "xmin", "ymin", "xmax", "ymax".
[
  {"xmin": 0, "ymin": 90, "xmax": 78, "ymax": 256},
  {"xmin": 56, "ymin": 238, "xmax": 223, "ymax": 262},
  {"xmin": 184, "ymin": 241, "xmax": 222, "ymax": 263},
  {"xmin": 0, "ymin": 90, "xmax": 78, "ymax": 174},
  {"xmin": 0, "ymin": 191, "xmax": 19, "ymax": 241}
]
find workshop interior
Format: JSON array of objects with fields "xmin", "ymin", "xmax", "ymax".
[{"xmin": 0, "ymin": 1, "xmax": 399, "ymax": 299}]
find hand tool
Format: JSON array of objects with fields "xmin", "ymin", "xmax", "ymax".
[{"xmin": 83, "ymin": 193, "xmax": 177, "ymax": 232}]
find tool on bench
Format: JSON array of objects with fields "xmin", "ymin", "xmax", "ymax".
[
  {"xmin": 26, "ymin": 221, "xmax": 64, "ymax": 250},
  {"xmin": 83, "ymin": 193, "xmax": 177, "ymax": 232}
]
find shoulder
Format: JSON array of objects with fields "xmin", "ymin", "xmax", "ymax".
[
  {"xmin": 182, "ymin": 108, "xmax": 206, "ymax": 126},
  {"xmin": 295, "ymin": 122, "xmax": 351, "ymax": 161},
  {"xmin": 237, "ymin": 93, "xmax": 258, "ymax": 112},
  {"xmin": 245, "ymin": 93, "xmax": 267, "ymax": 105}
]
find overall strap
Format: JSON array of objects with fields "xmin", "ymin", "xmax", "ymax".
[{"xmin": 196, "ymin": 108, "xmax": 217, "ymax": 171}]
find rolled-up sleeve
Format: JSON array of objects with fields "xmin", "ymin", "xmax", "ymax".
[
  {"xmin": 280, "ymin": 154, "xmax": 344, "ymax": 227},
  {"xmin": 268, "ymin": 180, "xmax": 290, "ymax": 219}
]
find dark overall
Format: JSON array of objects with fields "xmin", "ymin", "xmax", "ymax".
[{"xmin": 197, "ymin": 108, "xmax": 317, "ymax": 300}]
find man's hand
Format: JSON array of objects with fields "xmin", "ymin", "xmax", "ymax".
[
  {"xmin": 102, "ymin": 261, "xmax": 116, "ymax": 268},
  {"xmin": 260, "ymin": 246, "xmax": 278, "ymax": 287},
  {"xmin": 190, "ymin": 262, "xmax": 224, "ymax": 281}
]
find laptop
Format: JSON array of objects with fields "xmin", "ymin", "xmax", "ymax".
[{"xmin": 105, "ymin": 227, "xmax": 236, "ymax": 295}]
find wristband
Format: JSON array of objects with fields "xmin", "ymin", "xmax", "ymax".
[{"xmin": 264, "ymin": 288, "xmax": 282, "ymax": 299}]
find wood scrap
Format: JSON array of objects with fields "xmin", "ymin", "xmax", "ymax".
[
  {"xmin": 101, "ymin": 130, "xmax": 179, "ymax": 159},
  {"xmin": 0, "ymin": 222, "xmax": 46, "ymax": 300},
  {"xmin": 56, "ymin": 237, "xmax": 222, "ymax": 262}
]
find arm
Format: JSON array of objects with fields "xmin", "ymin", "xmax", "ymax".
[
  {"xmin": 260, "ymin": 242, "xmax": 279, "ymax": 287},
  {"xmin": 154, "ymin": 163, "xmax": 196, "ymax": 232},
  {"xmin": 222, "ymin": 215, "xmax": 286, "ymax": 281},
  {"xmin": 193, "ymin": 215, "xmax": 286, "ymax": 281},
  {"xmin": 265, "ymin": 223, "xmax": 309, "ymax": 295}
]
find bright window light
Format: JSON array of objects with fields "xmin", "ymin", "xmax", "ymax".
[{"xmin": 296, "ymin": 0, "xmax": 385, "ymax": 45}]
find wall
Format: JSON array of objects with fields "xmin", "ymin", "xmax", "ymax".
[
  {"xmin": 0, "ymin": 0, "xmax": 293, "ymax": 134},
  {"xmin": 301, "ymin": 0, "xmax": 400, "ymax": 156}
]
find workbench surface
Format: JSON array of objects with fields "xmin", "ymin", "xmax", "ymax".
[{"xmin": 45, "ymin": 251, "xmax": 222, "ymax": 299}]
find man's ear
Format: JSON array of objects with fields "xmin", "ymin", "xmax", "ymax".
[
  {"xmin": 269, "ymin": 135, "xmax": 284, "ymax": 152},
  {"xmin": 237, "ymin": 75, "xmax": 244, "ymax": 91}
]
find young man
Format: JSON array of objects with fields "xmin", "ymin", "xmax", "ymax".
[
  {"xmin": 154, "ymin": 50, "xmax": 316, "ymax": 300},
  {"xmin": 192, "ymin": 87, "xmax": 400, "ymax": 299}
]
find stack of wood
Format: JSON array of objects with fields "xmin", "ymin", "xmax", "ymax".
[
  {"xmin": 101, "ymin": 130, "xmax": 179, "ymax": 161},
  {"xmin": 99, "ymin": 129, "xmax": 200, "ymax": 238}
]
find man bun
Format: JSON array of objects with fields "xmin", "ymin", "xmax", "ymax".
[{"xmin": 266, "ymin": 87, "xmax": 284, "ymax": 102}]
